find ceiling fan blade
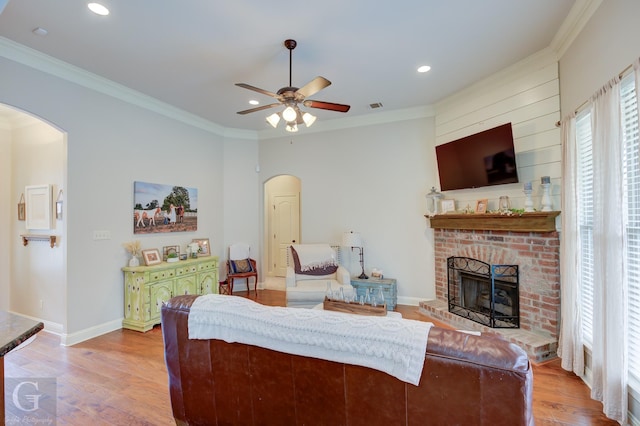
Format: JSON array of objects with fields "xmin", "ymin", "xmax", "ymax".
[
  {"xmin": 303, "ymin": 100, "xmax": 351, "ymax": 113},
  {"xmin": 296, "ymin": 77, "xmax": 331, "ymax": 98},
  {"xmin": 235, "ymin": 83, "xmax": 279, "ymax": 98},
  {"xmin": 236, "ymin": 103, "xmax": 281, "ymax": 115}
]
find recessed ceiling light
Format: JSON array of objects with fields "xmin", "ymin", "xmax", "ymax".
[
  {"xmin": 88, "ymin": 3, "xmax": 110, "ymax": 16},
  {"xmin": 417, "ymin": 65, "xmax": 431, "ymax": 73},
  {"xmin": 32, "ymin": 27, "xmax": 48, "ymax": 36},
  {"xmin": 249, "ymin": 100, "xmax": 259, "ymax": 105}
]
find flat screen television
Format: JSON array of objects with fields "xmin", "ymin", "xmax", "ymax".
[{"xmin": 435, "ymin": 123, "xmax": 518, "ymax": 191}]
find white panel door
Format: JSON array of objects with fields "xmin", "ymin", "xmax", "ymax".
[{"xmin": 271, "ymin": 194, "xmax": 300, "ymax": 277}]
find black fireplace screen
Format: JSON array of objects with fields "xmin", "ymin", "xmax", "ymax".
[{"xmin": 447, "ymin": 256, "xmax": 519, "ymax": 328}]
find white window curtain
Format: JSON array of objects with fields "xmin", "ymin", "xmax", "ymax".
[
  {"xmin": 559, "ymin": 72, "xmax": 631, "ymax": 424},
  {"xmin": 558, "ymin": 112, "xmax": 584, "ymax": 374},
  {"xmin": 590, "ymin": 75, "xmax": 627, "ymax": 424}
]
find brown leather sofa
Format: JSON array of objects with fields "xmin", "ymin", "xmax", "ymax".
[{"xmin": 162, "ymin": 295, "xmax": 533, "ymax": 425}]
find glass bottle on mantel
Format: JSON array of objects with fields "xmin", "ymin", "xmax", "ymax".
[{"xmin": 325, "ymin": 281, "xmax": 332, "ymax": 301}]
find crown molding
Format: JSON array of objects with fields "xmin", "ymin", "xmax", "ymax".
[
  {"xmin": 1, "ymin": 37, "xmax": 431, "ymax": 141},
  {"xmin": 434, "ymin": 0, "xmax": 601, "ymax": 112},
  {"xmin": 550, "ymin": 0, "xmax": 603, "ymax": 59},
  {"xmin": 2, "ymin": 0, "xmax": 597, "ymax": 143},
  {"xmin": 0, "ymin": 37, "xmax": 230, "ymax": 137}
]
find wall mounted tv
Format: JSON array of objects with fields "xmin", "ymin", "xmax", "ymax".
[{"xmin": 435, "ymin": 123, "xmax": 518, "ymax": 191}]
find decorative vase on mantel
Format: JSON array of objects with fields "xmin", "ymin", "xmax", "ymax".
[{"xmin": 129, "ymin": 256, "xmax": 140, "ymax": 267}]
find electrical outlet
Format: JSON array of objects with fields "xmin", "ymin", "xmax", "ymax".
[{"xmin": 93, "ymin": 230, "xmax": 111, "ymax": 240}]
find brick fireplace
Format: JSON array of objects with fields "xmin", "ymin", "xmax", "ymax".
[{"xmin": 420, "ymin": 212, "xmax": 560, "ymax": 362}]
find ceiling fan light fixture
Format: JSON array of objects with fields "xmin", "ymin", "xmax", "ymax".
[
  {"xmin": 282, "ymin": 106, "xmax": 297, "ymax": 122},
  {"xmin": 302, "ymin": 112, "xmax": 316, "ymax": 127},
  {"xmin": 285, "ymin": 123, "xmax": 298, "ymax": 133},
  {"xmin": 266, "ymin": 113, "xmax": 280, "ymax": 128}
]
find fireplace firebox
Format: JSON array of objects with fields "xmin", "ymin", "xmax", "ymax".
[{"xmin": 447, "ymin": 256, "xmax": 519, "ymax": 328}]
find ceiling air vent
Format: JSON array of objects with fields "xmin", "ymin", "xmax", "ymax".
[{"xmin": 369, "ymin": 102, "xmax": 383, "ymax": 109}]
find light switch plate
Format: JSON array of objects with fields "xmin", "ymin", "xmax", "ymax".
[{"xmin": 93, "ymin": 230, "xmax": 111, "ymax": 240}]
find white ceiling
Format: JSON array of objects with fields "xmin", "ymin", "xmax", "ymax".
[{"xmin": 0, "ymin": 0, "xmax": 579, "ymax": 131}]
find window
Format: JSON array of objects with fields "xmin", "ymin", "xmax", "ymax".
[
  {"xmin": 577, "ymin": 73, "xmax": 640, "ymax": 388},
  {"xmin": 622, "ymin": 74, "xmax": 640, "ymax": 385},
  {"xmin": 576, "ymin": 111, "xmax": 594, "ymax": 346}
]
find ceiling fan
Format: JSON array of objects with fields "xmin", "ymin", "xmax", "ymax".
[{"xmin": 235, "ymin": 39, "xmax": 351, "ymax": 132}]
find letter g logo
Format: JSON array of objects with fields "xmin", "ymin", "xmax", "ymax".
[{"xmin": 12, "ymin": 380, "xmax": 42, "ymax": 412}]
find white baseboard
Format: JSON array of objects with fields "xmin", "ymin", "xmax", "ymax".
[
  {"xmin": 60, "ymin": 318, "xmax": 123, "ymax": 346},
  {"xmin": 397, "ymin": 296, "xmax": 428, "ymax": 306},
  {"xmin": 8, "ymin": 311, "xmax": 63, "ymax": 335}
]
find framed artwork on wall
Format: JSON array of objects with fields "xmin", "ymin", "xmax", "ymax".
[
  {"xmin": 56, "ymin": 189, "xmax": 63, "ymax": 220},
  {"xmin": 17, "ymin": 193, "xmax": 25, "ymax": 221},
  {"xmin": 25, "ymin": 184, "xmax": 52, "ymax": 230},
  {"xmin": 133, "ymin": 181, "xmax": 198, "ymax": 234}
]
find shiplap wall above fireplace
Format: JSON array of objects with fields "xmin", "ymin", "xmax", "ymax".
[{"xmin": 433, "ymin": 52, "xmax": 562, "ymax": 215}]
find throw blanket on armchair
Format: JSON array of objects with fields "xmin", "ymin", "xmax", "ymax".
[
  {"xmin": 290, "ymin": 243, "xmax": 337, "ymax": 274},
  {"xmin": 188, "ymin": 294, "xmax": 432, "ymax": 385}
]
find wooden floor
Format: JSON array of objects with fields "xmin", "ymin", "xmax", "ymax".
[{"xmin": 4, "ymin": 289, "xmax": 616, "ymax": 425}]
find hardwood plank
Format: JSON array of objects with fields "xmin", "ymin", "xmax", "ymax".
[{"xmin": 3, "ymin": 289, "xmax": 616, "ymax": 425}]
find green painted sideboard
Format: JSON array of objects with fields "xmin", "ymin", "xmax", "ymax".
[{"xmin": 122, "ymin": 256, "xmax": 219, "ymax": 331}]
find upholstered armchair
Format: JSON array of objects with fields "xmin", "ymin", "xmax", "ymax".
[{"xmin": 285, "ymin": 243, "xmax": 354, "ymax": 308}]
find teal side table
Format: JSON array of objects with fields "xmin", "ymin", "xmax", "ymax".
[{"xmin": 350, "ymin": 277, "xmax": 397, "ymax": 311}]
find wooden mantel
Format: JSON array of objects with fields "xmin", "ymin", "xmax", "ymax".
[{"xmin": 426, "ymin": 211, "xmax": 560, "ymax": 233}]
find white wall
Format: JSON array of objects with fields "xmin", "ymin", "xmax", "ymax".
[
  {"xmin": 560, "ymin": 0, "xmax": 640, "ymax": 113},
  {"xmin": 259, "ymin": 116, "xmax": 436, "ymax": 304},
  {"xmin": 222, "ymin": 136, "xmax": 260, "ymax": 281},
  {"xmin": 0, "ymin": 54, "xmax": 238, "ymax": 343}
]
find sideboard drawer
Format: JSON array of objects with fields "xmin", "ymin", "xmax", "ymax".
[
  {"xmin": 176, "ymin": 264, "xmax": 198, "ymax": 275},
  {"xmin": 150, "ymin": 268, "xmax": 175, "ymax": 281},
  {"xmin": 198, "ymin": 260, "xmax": 217, "ymax": 271}
]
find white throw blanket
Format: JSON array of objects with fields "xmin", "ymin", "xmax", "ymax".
[
  {"xmin": 188, "ymin": 295, "xmax": 432, "ymax": 385},
  {"xmin": 291, "ymin": 243, "xmax": 336, "ymax": 272}
]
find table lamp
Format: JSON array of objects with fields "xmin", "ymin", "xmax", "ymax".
[{"xmin": 342, "ymin": 231, "xmax": 368, "ymax": 279}]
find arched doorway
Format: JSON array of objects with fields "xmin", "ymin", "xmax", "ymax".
[{"xmin": 1, "ymin": 103, "xmax": 66, "ymax": 331}]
